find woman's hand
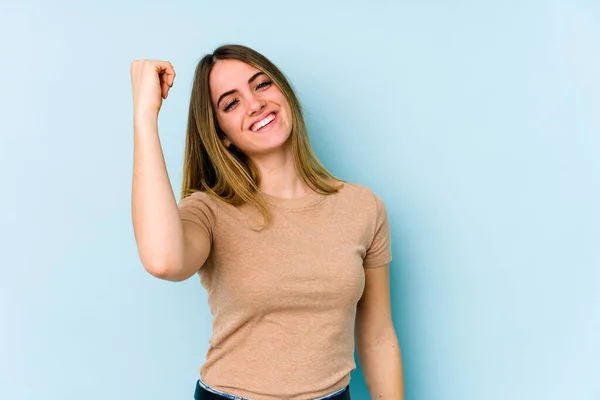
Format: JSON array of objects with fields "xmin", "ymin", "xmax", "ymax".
[{"xmin": 130, "ymin": 59, "xmax": 176, "ymax": 119}]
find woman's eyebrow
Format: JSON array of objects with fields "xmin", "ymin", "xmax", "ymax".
[{"xmin": 217, "ymin": 72, "xmax": 266, "ymax": 108}]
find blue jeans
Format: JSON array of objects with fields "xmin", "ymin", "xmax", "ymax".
[{"xmin": 194, "ymin": 377, "xmax": 352, "ymax": 400}]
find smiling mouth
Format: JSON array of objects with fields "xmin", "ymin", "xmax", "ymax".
[{"xmin": 250, "ymin": 113, "xmax": 276, "ymax": 132}]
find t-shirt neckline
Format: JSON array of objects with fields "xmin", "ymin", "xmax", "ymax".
[{"xmin": 259, "ymin": 188, "xmax": 327, "ymax": 210}]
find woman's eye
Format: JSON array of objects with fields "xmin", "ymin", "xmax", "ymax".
[
  {"xmin": 256, "ymin": 81, "xmax": 272, "ymax": 90},
  {"xmin": 224, "ymin": 99, "xmax": 238, "ymax": 111}
]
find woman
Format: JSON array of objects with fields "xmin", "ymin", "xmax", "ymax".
[{"xmin": 130, "ymin": 44, "xmax": 404, "ymax": 400}]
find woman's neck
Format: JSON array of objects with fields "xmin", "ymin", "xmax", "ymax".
[{"xmin": 249, "ymin": 143, "xmax": 312, "ymax": 199}]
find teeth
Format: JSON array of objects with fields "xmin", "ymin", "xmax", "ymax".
[{"xmin": 251, "ymin": 113, "xmax": 275, "ymax": 131}]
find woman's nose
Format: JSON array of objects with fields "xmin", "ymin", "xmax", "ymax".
[{"xmin": 246, "ymin": 95, "xmax": 266, "ymax": 116}]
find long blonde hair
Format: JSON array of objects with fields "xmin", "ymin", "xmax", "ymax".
[{"xmin": 180, "ymin": 44, "xmax": 342, "ymax": 226}]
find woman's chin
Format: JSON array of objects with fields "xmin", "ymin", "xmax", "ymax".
[{"xmin": 245, "ymin": 133, "xmax": 293, "ymax": 156}]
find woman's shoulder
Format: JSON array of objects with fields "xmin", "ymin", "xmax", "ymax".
[
  {"xmin": 179, "ymin": 190, "xmax": 221, "ymax": 210},
  {"xmin": 328, "ymin": 180, "xmax": 385, "ymax": 211},
  {"xmin": 335, "ymin": 180, "xmax": 379, "ymax": 199}
]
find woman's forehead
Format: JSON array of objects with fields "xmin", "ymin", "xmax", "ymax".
[{"xmin": 209, "ymin": 59, "xmax": 261, "ymax": 91}]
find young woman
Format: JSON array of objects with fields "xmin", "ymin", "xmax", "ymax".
[{"xmin": 130, "ymin": 44, "xmax": 404, "ymax": 400}]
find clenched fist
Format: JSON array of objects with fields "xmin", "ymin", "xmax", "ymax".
[{"xmin": 130, "ymin": 59, "xmax": 176, "ymax": 118}]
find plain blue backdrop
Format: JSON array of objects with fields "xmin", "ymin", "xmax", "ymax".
[{"xmin": 1, "ymin": 1, "xmax": 598, "ymax": 399}]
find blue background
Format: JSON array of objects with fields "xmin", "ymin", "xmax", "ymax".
[{"xmin": 1, "ymin": 1, "xmax": 598, "ymax": 399}]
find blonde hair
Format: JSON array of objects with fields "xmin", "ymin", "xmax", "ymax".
[{"xmin": 180, "ymin": 44, "xmax": 342, "ymax": 227}]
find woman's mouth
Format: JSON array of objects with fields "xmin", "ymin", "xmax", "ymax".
[{"xmin": 250, "ymin": 112, "xmax": 277, "ymax": 132}]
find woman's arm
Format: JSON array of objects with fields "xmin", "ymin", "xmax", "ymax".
[
  {"xmin": 355, "ymin": 264, "xmax": 404, "ymax": 399},
  {"xmin": 130, "ymin": 59, "xmax": 210, "ymax": 281}
]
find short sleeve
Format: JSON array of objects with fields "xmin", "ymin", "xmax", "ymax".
[
  {"xmin": 178, "ymin": 191, "xmax": 217, "ymax": 244},
  {"xmin": 363, "ymin": 193, "xmax": 393, "ymax": 269}
]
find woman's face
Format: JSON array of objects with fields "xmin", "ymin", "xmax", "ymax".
[{"xmin": 209, "ymin": 59, "xmax": 293, "ymax": 157}]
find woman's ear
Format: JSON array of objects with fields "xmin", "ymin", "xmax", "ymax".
[{"xmin": 223, "ymin": 137, "xmax": 232, "ymax": 148}]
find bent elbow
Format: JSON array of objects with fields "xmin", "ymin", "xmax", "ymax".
[{"xmin": 142, "ymin": 258, "xmax": 189, "ymax": 282}]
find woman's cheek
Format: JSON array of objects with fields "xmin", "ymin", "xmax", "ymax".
[{"xmin": 219, "ymin": 116, "xmax": 234, "ymax": 135}]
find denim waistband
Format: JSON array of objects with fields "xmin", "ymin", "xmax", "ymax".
[{"xmin": 195, "ymin": 377, "xmax": 350, "ymax": 400}]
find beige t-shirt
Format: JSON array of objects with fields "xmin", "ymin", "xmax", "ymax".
[{"xmin": 178, "ymin": 182, "xmax": 392, "ymax": 400}]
